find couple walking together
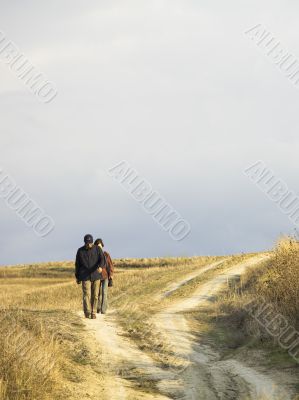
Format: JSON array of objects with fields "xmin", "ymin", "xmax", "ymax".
[{"xmin": 75, "ymin": 234, "xmax": 114, "ymax": 319}]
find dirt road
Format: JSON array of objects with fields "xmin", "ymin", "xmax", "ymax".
[
  {"xmin": 153, "ymin": 255, "xmax": 292, "ymax": 400},
  {"xmin": 81, "ymin": 256, "xmax": 294, "ymax": 400}
]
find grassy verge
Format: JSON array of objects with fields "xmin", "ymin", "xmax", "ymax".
[
  {"xmin": 187, "ymin": 240, "xmax": 299, "ymax": 395},
  {"xmin": 0, "ymin": 264, "xmax": 102, "ymax": 400}
]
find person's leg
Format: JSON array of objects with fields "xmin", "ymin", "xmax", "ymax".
[
  {"xmin": 82, "ymin": 281, "xmax": 91, "ymax": 317},
  {"xmin": 91, "ymin": 280, "xmax": 101, "ymax": 317},
  {"xmin": 97, "ymin": 281, "xmax": 102, "ymax": 313},
  {"xmin": 101, "ymin": 279, "xmax": 109, "ymax": 314}
]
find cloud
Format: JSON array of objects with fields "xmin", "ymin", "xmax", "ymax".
[{"xmin": 1, "ymin": 0, "xmax": 299, "ymax": 264}]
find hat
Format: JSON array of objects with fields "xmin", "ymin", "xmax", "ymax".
[{"xmin": 84, "ymin": 234, "xmax": 93, "ymax": 244}]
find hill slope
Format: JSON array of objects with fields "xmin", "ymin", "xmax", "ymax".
[{"xmin": 0, "ymin": 250, "xmax": 298, "ymax": 399}]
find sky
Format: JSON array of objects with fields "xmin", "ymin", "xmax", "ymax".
[{"xmin": 1, "ymin": 0, "xmax": 299, "ymax": 265}]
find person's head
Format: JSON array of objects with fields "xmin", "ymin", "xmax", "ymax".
[
  {"xmin": 84, "ymin": 234, "xmax": 93, "ymax": 248},
  {"xmin": 94, "ymin": 238, "xmax": 104, "ymax": 249}
]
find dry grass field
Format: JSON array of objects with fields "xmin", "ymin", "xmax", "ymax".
[
  {"xmin": 0, "ymin": 256, "xmax": 223, "ymax": 399},
  {"xmin": 192, "ymin": 239, "xmax": 299, "ymax": 397},
  {"xmin": 0, "ymin": 247, "xmax": 298, "ymax": 400},
  {"xmin": 206, "ymin": 238, "xmax": 299, "ymax": 354}
]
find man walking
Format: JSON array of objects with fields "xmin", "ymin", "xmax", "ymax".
[
  {"xmin": 75, "ymin": 234, "xmax": 106, "ymax": 319},
  {"xmin": 94, "ymin": 238, "xmax": 114, "ymax": 314}
]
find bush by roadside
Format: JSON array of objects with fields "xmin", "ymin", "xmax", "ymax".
[{"xmin": 213, "ymin": 238, "xmax": 299, "ymax": 363}]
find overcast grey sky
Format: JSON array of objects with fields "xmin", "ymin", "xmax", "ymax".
[{"xmin": 1, "ymin": 0, "xmax": 299, "ymax": 265}]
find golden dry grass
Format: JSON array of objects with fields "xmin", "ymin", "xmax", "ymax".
[
  {"xmin": 1, "ymin": 250, "xmax": 288, "ymax": 399},
  {"xmin": 246, "ymin": 237, "xmax": 299, "ymax": 325},
  {"xmin": 0, "ymin": 309, "xmax": 61, "ymax": 400},
  {"xmin": 204, "ymin": 237, "xmax": 299, "ymax": 368},
  {"xmin": 0, "ymin": 255, "xmax": 224, "ymax": 400}
]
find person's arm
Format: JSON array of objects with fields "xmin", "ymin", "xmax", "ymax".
[
  {"xmin": 75, "ymin": 250, "xmax": 81, "ymax": 284},
  {"xmin": 98, "ymin": 246, "xmax": 106, "ymax": 269},
  {"xmin": 106, "ymin": 253, "xmax": 114, "ymax": 278},
  {"xmin": 90, "ymin": 246, "xmax": 106, "ymax": 273}
]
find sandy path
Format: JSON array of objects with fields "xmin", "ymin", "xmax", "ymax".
[
  {"xmin": 79, "ymin": 255, "xmax": 294, "ymax": 399},
  {"xmin": 79, "ymin": 259, "xmax": 227, "ymax": 399},
  {"xmin": 81, "ymin": 311, "xmax": 172, "ymax": 400},
  {"xmin": 154, "ymin": 255, "xmax": 293, "ymax": 400},
  {"xmin": 157, "ymin": 259, "xmax": 225, "ymax": 300}
]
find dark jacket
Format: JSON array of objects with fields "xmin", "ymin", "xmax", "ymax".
[
  {"xmin": 75, "ymin": 245, "xmax": 106, "ymax": 281},
  {"xmin": 101, "ymin": 251, "xmax": 114, "ymax": 280}
]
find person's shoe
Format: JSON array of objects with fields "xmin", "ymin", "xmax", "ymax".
[
  {"xmin": 84, "ymin": 313, "xmax": 91, "ymax": 319},
  {"xmin": 91, "ymin": 314, "xmax": 96, "ymax": 319},
  {"xmin": 96, "ymin": 309, "xmax": 101, "ymax": 314}
]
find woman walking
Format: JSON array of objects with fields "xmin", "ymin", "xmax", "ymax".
[{"xmin": 94, "ymin": 238, "xmax": 114, "ymax": 314}]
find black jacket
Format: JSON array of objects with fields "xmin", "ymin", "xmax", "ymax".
[{"xmin": 75, "ymin": 245, "xmax": 106, "ymax": 281}]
